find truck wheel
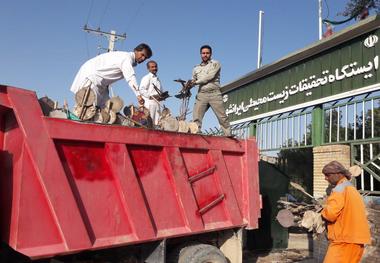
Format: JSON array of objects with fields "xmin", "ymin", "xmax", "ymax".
[{"xmin": 178, "ymin": 244, "xmax": 227, "ymax": 263}]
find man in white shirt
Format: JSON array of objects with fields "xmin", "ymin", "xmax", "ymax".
[
  {"xmin": 139, "ymin": 60, "xmax": 163, "ymax": 125},
  {"xmin": 70, "ymin": 43, "xmax": 152, "ymax": 108}
]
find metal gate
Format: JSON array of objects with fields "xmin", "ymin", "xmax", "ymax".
[{"xmin": 351, "ymin": 141, "xmax": 380, "ymax": 195}]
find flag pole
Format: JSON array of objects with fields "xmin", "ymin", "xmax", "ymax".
[
  {"xmin": 257, "ymin": 10, "xmax": 264, "ymax": 68},
  {"xmin": 319, "ymin": 0, "xmax": 323, "ymax": 40}
]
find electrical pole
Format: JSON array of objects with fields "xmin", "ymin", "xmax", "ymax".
[
  {"xmin": 83, "ymin": 25, "xmax": 127, "ymax": 96},
  {"xmin": 83, "ymin": 24, "xmax": 126, "ymax": 52}
]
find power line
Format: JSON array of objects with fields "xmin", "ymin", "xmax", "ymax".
[
  {"xmin": 83, "ymin": 25, "xmax": 126, "ymax": 52},
  {"xmin": 98, "ymin": 0, "xmax": 111, "ymax": 28},
  {"xmin": 84, "ymin": 33, "xmax": 90, "ymax": 58},
  {"xmin": 85, "ymin": 0, "xmax": 94, "ymax": 25},
  {"xmin": 125, "ymin": 0, "xmax": 146, "ymax": 31},
  {"xmin": 83, "ymin": 25, "xmax": 127, "ymax": 97},
  {"xmin": 84, "ymin": 0, "xmax": 126, "ymax": 54},
  {"xmin": 84, "ymin": 0, "xmax": 94, "ymax": 58},
  {"xmin": 324, "ymin": 0, "xmax": 330, "ymax": 19},
  {"xmin": 122, "ymin": 0, "xmax": 146, "ymax": 49}
]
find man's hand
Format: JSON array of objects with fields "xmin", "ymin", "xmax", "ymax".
[
  {"xmin": 137, "ymin": 95, "xmax": 145, "ymax": 106},
  {"xmin": 173, "ymin": 79, "xmax": 194, "ymax": 99},
  {"xmin": 186, "ymin": 79, "xmax": 195, "ymax": 88}
]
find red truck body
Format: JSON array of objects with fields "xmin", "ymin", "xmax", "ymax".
[{"xmin": 0, "ymin": 85, "xmax": 260, "ymax": 260}]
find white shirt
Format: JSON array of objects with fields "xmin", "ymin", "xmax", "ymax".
[
  {"xmin": 70, "ymin": 51, "xmax": 140, "ymax": 96},
  {"xmin": 139, "ymin": 72, "xmax": 162, "ymax": 99}
]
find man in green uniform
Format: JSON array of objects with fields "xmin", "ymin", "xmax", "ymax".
[{"xmin": 189, "ymin": 45, "xmax": 231, "ymax": 136}]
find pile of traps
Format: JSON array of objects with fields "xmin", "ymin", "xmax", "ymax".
[
  {"xmin": 39, "ymin": 87, "xmax": 199, "ymax": 134},
  {"xmin": 72, "ymin": 87, "xmax": 128, "ymax": 125},
  {"xmin": 157, "ymin": 106, "xmax": 198, "ymax": 134},
  {"xmin": 39, "ymin": 89, "xmax": 153, "ymax": 128}
]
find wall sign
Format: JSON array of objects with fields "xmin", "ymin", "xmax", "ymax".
[{"xmin": 225, "ymin": 33, "xmax": 379, "ymax": 117}]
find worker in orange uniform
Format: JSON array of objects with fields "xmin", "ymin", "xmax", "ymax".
[{"xmin": 321, "ymin": 161, "xmax": 371, "ymax": 263}]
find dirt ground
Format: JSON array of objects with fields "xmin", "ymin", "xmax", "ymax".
[{"xmin": 243, "ymin": 249, "xmax": 315, "ymax": 263}]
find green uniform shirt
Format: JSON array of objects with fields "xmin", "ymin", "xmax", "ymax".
[{"xmin": 192, "ymin": 59, "xmax": 221, "ymax": 92}]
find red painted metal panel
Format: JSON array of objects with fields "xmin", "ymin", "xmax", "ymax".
[
  {"xmin": 242, "ymin": 139, "xmax": 261, "ymax": 229},
  {"xmin": 209, "ymin": 150, "xmax": 244, "ymax": 226},
  {"xmin": 163, "ymin": 147, "xmax": 205, "ymax": 232},
  {"xmin": 223, "ymin": 152, "xmax": 244, "ymax": 218},
  {"xmin": 0, "ymin": 85, "xmax": 11, "ymax": 108},
  {"xmin": 0, "ymin": 85, "xmax": 261, "ymax": 259},
  {"xmin": 128, "ymin": 146, "xmax": 188, "ymax": 237},
  {"xmin": 56, "ymin": 142, "xmax": 134, "ymax": 244},
  {"xmin": 43, "ymin": 117, "xmax": 246, "ymax": 152},
  {"xmin": 17, "ymin": 146, "xmax": 64, "ymax": 250},
  {"xmin": 181, "ymin": 149, "xmax": 228, "ymax": 227},
  {"xmin": 104, "ymin": 143, "xmax": 156, "ymax": 241}
]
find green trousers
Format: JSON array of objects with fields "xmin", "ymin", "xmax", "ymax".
[{"xmin": 193, "ymin": 90, "xmax": 231, "ymax": 136}]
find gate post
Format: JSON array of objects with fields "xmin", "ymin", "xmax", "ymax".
[{"xmin": 313, "ymin": 144, "xmax": 350, "ymax": 198}]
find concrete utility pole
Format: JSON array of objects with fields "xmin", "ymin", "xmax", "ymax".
[
  {"xmin": 83, "ymin": 24, "xmax": 126, "ymax": 52},
  {"xmin": 83, "ymin": 25, "xmax": 127, "ymax": 96}
]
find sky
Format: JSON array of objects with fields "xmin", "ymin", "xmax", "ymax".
[{"xmin": 0, "ymin": 0, "xmax": 374, "ymax": 130}]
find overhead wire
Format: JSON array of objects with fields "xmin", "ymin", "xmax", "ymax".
[
  {"xmin": 84, "ymin": 0, "xmax": 94, "ymax": 58},
  {"xmin": 323, "ymin": 0, "xmax": 330, "ymax": 19},
  {"xmin": 98, "ymin": 0, "xmax": 111, "ymax": 28},
  {"xmin": 125, "ymin": 0, "xmax": 146, "ymax": 31},
  {"xmin": 84, "ymin": 33, "xmax": 90, "ymax": 58},
  {"xmin": 320, "ymin": 0, "xmax": 331, "ymax": 37},
  {"xmin": 85, "ymin": 1, "xmax": 146, "ymax": 53},
  {"xmin": 122, "ymin": 0, "xmax": 146, "ymax": 49},
  {"xmin": 322, "ymin": 0, "xmax": 369, "ymax": 25},
  {"xmin": 97, "ymin": 0, "xmax": 112, "ymax": 54},
  {"xmin": 85, "ymin": 0, "xmax": 94, "ymax": 25}
]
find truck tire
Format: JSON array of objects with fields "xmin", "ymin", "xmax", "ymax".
[{"xmin": 178, "ymin": 244, "xmax": 227, "ymax": 263}]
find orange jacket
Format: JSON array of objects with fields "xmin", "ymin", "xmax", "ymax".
[{"xmin": 321, "ymin": 178, "xmax": 371, "ymax": 244}]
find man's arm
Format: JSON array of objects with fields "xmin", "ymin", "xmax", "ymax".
[
  {"xmin": 121, "ymin": 59, "xmax": 140, "ymax": 96},
  {"xmin": 139, "ymin": 75, "xmax": 150, "ymax": 98},
  {"xmin": 193, "ymin": 61, "xmax": 221, "ymax": 85},
  {"xmin": 321, "ymin": 192, "xmax": 344, "ymax": 223}
]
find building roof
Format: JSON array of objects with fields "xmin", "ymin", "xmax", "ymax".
[{"xmin": 222, "ymin": 15, "xmax": 380, "ymax": 93}]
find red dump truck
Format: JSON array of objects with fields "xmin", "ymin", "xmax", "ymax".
[{"xmin": 0, "ymin": 85, "xmax": 261, "ymax": 263}]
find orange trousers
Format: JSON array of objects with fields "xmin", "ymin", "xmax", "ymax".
[{"xmin": 323, "ymin": 242, "xmax": 364, "ymax": 263}]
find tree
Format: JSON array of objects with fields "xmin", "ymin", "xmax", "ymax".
[
  {"xmin": 324, "ymin": 0, "xmax": 380, "ymax": 25},
  {"xmin": 339, "ymin": 0, "xmax": 380, "ymax": 20}
]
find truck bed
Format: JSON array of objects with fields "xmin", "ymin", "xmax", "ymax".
[{"xmin": 0, "ymin": 85, "xmax": 260, "ymax": 259}]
